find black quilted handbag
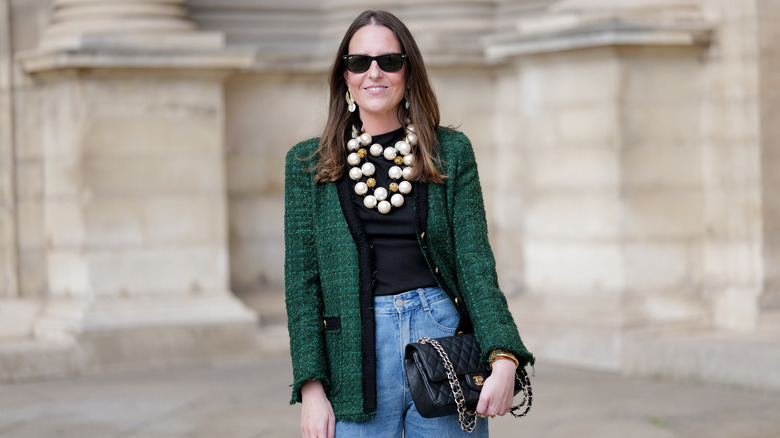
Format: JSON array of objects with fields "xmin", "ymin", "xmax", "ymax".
[{"xmin": 404, "ymin": 333, "xmax": 532, "ymax": 433}]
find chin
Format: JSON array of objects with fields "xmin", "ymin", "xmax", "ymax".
[{"xmin": 360, "ymin": 101, "xmax": 403, "ymax": 115}]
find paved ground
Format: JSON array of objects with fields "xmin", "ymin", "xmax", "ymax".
[{"xmin": 0, "ymin": 355, "xmax": 779, "ymax": 438}]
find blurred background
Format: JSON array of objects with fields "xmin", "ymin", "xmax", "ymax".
[{"xmin": 0, "ymin": 0, "xmax": 778, "ymax": 396}]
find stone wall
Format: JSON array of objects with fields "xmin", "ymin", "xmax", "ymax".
[
  {"xmin": 1, "ymin": 0, "xmax": 779, "ymax": 389},
  {"xmin": 224, "ymin": 72, "xmax": 326, "ymax": 293},
  {"xmin": 758, "ymin": 0, "xmax": 780, "ymax": 311}
]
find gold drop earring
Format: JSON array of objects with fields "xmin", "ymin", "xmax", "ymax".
[{"xmin": 346, "ymin": 90, "xmax": 356, "ymax": 113}]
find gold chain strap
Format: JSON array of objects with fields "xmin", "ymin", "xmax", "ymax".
[{"xmin": 419, "ymin": 337, "xmax": 534, "ymax": 432}]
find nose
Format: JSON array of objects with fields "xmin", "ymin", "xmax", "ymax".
[{"xmin": 366, "ymin": 59, "xmax": 383, "ymax": 77}]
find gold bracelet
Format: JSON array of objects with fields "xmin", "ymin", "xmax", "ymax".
[
  {"xmin": 488, "ymin": 350, "xmax": 519, "ymax": 370},
  {"xmin": 488, "ymin": 349, "xmax": 514, "ymax": 363}
]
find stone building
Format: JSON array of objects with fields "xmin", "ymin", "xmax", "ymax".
[{"xmin": 1, "ymin": 0, "xmax": 778, "ymax": 390}]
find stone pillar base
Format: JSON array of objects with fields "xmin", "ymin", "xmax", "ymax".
[
  {"xmin": 623, "ymin": 326, "xmax": 780, "ymax": 391},
  {"xmin": 33, "ymin": 293, "xmax": 260, "ymax": 373},
  {"xmin": 510, "ymin": 293, "xmax": 708, "ymax": 371}
]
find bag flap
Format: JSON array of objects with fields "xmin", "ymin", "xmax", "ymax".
[{"xmin": 406, "ymin": 334, "xmax": 485, "ymax": 382}]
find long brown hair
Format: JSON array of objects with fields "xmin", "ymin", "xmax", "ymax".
[{"xmin": 313, "ymin": 10, "xmax": 444, "ymax": 184}]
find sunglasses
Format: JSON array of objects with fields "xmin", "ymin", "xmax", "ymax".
[{"xmin": 342, "ymin": 53, "xmax": 407, "ymax": 73}]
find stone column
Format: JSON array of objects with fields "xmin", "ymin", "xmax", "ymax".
[
  {"xmin": 757, "ymin": 0, "xmax": 780, "ymax": 313},
  {"xmin": 699, "ymin": 0, "xmax": 764, "ymax": 330},
  {"xmin": 0, "ymin": 0, "xmax": 17, "ymax": 299},
  {"xmin": 485, "ymin": 0, "xmax": 714, "ymax": 370},
  {"xmin": 17, "ymin": 0, "xmax": 257, "ymax": 373}
]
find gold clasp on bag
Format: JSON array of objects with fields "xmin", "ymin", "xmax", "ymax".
[{"xmin": 473, "ymin": 375, "xmax": 484, "ymax": 386}]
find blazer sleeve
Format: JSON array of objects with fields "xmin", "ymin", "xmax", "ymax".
[
  {"xmin": 447, "ymin": 134, "xmax": 535, "ymax": 368},
  {"xmin": 284, "ymin": 141, "xmax": 330, "ymax": 403}
]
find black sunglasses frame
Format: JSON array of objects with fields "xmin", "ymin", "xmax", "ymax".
[{"xmin": 342, "ymin": 53, "xmax": 407, "ymax": 73}]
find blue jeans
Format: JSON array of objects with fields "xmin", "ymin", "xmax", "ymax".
[{"xmin": 335, "ymin": 287, "xmax": 489, "ymax": 437}]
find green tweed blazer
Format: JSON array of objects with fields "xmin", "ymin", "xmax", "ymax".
[{"xmin": 284, "ymin": 127, "xmax": 534, "ymax": 422}]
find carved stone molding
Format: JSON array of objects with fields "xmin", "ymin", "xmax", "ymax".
[
  {"xmin": 20, "ymin": 0, "xmax": 253, "ymax": 73},
  {"xmin": 187, "ymin": 0, "xmax": 509, "ymax": 72},
  {"xmin": 484, "ymin": 0, "xmax": 713, "ymax": 60},
  {"xmin": 38, "ymin": 0, "xmax": 219, "ymax": 51}
]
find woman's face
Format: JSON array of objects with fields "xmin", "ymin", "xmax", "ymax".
[{"xmin": 344, "ymin": 24, "xmax": 407, "ymax": 130}]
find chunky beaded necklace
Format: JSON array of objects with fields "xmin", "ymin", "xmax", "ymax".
[{"xmin": 347, "ymin": 123, "xmax": 417, "ymax": 214}]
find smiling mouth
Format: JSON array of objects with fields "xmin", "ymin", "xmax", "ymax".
[{"xmin": 365, "ymin": 86, "xmax": 387, "ymax": 92}]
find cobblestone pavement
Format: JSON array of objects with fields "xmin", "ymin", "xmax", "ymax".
[{"xmin": 0, "ymin": 355, "xmax": 779, "ymax": 438}]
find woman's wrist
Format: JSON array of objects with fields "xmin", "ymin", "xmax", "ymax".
[
  {"xmin": 489, "ymin": 358, "xmax": 518, "ymax": 378},
  {"xmin": 301, "ymin": 380, "xmax": 326, "ymax": 397}
]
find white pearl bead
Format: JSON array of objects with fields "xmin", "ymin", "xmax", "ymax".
[
  {"xmin": 346, "ymin": 123, "xmax": 420, "ymax": 215},
  {"xmin": 349, "ymin": 167, "xmax": 363, "ymax": 180},
  {"xmin": 388, "ymin": 166, "xmax": 402, "ymax": 180},
  {"xmin": 378, "ymin": 200, "xmax": 392, "ymax": 214},
  {"xmin": 395, "ymin": 140, "xmax": 411, "ymax": 155},
  {"xmin": 374, "ymin": 187, "xmax": 388, "ymax": 201},
  {"xmin": 361, "ymin": 162, "xmax": 375, "ymax": 176},
  {"xmin": 355, "ymin": 182, "xmax": 368, "ymax": 196}
]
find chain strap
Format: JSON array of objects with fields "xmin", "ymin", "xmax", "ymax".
[
  {"xmin": 419, "ymin": 337, "xmax": 476, "ymax": 432},
  {"xmin": 509, "ymin": 367, "xmax": 533, "ymax": 418},
  {"xmin": 419, "ymin": 337, "xmax": 533, "ymax": 433}
]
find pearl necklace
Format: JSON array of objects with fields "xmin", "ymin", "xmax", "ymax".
[{"xmin": 347, "ymin": 123, "xmax": 417, "ymax": 214}]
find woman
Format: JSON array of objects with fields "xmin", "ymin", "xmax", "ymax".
[{"xmin": 285, "ymin": 10, "xmax": 534, "ymax": 438}]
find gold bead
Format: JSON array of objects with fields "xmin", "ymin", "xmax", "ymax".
[
  {"xmin": 366, "ymin": 178, "xmax": 376, "ymax": 188},
  {"xmin": 357, "ymin": 148, "xmax": 367, "ymax": 158},
  {"xmin": 394, "ymin": 156, "xmax": 404, "ymax": 165},
  {"xmin": 389, "ymin": 182, "xmax": 399, "ymax": 192}
]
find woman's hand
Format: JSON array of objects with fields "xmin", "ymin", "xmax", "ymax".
[
  {"xmin": 475, "ymin": 359, "xmax": 517, "ymax": 417},
  {"xmin": 300, "ymin": 380, "xmax": 335, "ymax": 438}
]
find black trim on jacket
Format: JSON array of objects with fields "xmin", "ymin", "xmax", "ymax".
[{"xmin": 336, "ymin": 173, "xmax": 377, "ymax": 415}]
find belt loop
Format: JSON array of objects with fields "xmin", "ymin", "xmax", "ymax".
[{"xmin": 417, "ymin": 288, "xmax": 430, "ymax": 311}]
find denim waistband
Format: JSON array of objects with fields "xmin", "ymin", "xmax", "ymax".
[{"xmin": 373, "ymin": 287, "xmax": 447, "ymax": 314}]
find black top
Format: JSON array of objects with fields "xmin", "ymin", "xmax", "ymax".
[{"xmin": 349, "ymin": 127, "xmax": 438, "ymax": 296}]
